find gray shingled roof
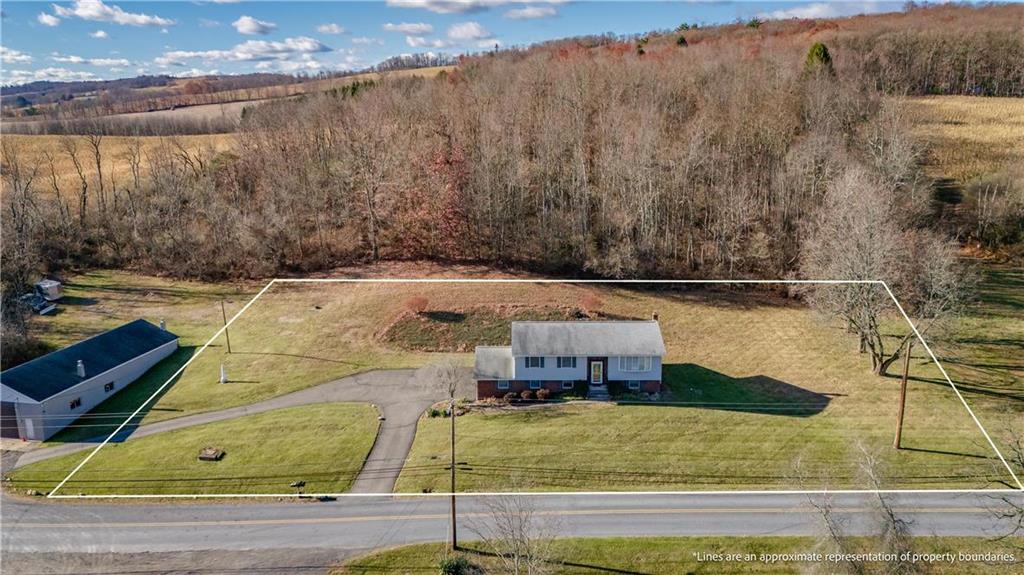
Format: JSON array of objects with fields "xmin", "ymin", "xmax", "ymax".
[
  {"xmin": 511, "ymin": 320, "xmax": 665, "ymax": 357},
  {"xmin": 474, "ymin": 346, "xmax": 514, "ymax": 380},
  {"xmin": 0, "ymin": 319, "xmax": 178, "ymax": 402}
]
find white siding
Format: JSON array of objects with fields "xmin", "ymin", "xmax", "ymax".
[
  {"xmin": 27, "ymin": 339, "xmax": 178, "ymax": 441},
  {"xmin": 513, "ymin": 355, "xmax": 587, "ymax": 381},
  {"xmin": 607, "ymin": 355, "xmax": 662, "ymax": 382}
]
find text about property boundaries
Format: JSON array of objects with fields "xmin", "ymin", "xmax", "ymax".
[{"xmin": 692, "ymin": 551, "xmax": 1017, "ymax": 565}]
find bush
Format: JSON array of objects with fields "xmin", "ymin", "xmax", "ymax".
[
  {"xmin": 536, "ymin": 388, "xmax": 551, "ymax": 401},
  {"xmin": 428, "ymin": 407, "xmax": 443, "ymax": 418},
  {"xmin": 805, "ymin": 42, "xmax": 834, "ymax": 74},
  {"xmin": 503, "ymin": 392, "xmax": 517, "ymax": 402},
  {"xmin": 520, "ymin": 389, "xmax": 534, "ymax": 400},
  {"xmin": 439, "ymin": 555, "xmax": 476, "ymax": 575},
  {"xmin": 676, "ymin": 35, "xmax": 688, "ymax": 47},
  {"xmin": 405, "ymin": 296, "xmax": 429, "ymax": 314}
]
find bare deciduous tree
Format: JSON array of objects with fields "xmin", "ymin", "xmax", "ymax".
[
  {"xmin": 469, "ymin": 494, "xmax": 558, "ymax": 575},
  {"xmin": 801, "ymin": 167, "xmax": 971, "ymax": 375}
]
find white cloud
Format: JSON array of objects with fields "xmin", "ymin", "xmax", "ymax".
[
  {"xmin": 51, "ymin": 52, "xmax": 131, "ymax": 66},
  {"xmin": 383, "ymin": 22, "xmax": 433, "ymax": 35},
  {"xmin": 478, "ymin": 38, "xmax": 501, "ymax": 49},
  {"xmin": 233, "ymin": 15, "xmax": 277, "ymax": 35},
  {"xmin": 386, "ymin": 0, "xmax": 564, "ymax": 15},
  {"xmin": 199, "ymin": 18, "xmax": 220, "ymax": 28},
  {"xmin": 316, "ymin": 23, "xmax": 346, "ymax": 35},
  {"xmin": 52, "ymin": 0, "xmax": 175, "ymax": 27},
  {"xmin": 406, "ymin": 36, "xmax": 450, "ymax": 48},
  {"xmin": 37, "ymin": 12, "xmax": 60, "ymax": 26},
  {"xmin": 156, "ymin": 36, "xmax": 331, "ymax": 67},
  {"xmin": 90, "ymin": 30, "xmax": 108, "ymax": 38},
  {"xmin": 176, "ymin": 68, "xmax": 220, "ymax": 78},
  {"xmin": 351, "ymin": 36, "xmax": 384, "ymax": 45},
  {"xmin": 2, "ymin": 67, "xmax": 99, "ymax": 86},
  {"xmin": 1, "ymin": 47, "xmax": 33, "ymax": 64},
  {"xmin": 761, "ymin": 2, "xmax": 894, "ymax": 20},
  {"xmin": 447, "ymin": 21, "xmax": 491, "ymax": 41},
  {"xmin": 504, "ymin": 6, "xmax": 556, "ymax": 20}
]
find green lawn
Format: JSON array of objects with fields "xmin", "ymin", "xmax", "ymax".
[
  {"xmin": 936, "ymin": 265, "xmax": 1024, "ymax": 479},
  {"xmin": 8, "ymin": 404, "xmax": 379, "ymax": 495},
  {"xmin": 18, "ymin": 270, "xmax": 1019, "ymax": 493},
  {"xmin": 334, "ymin": 537, "xmax": 1021, "ymax": 575},
  {"xmin": 397, "ymin": 285, "xmax": 1009, "ymax": 492}
]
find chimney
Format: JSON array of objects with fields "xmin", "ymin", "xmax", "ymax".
[
  {"xmin": 652, "ymin": 311, "xmax": 659, "ymax": 322},
  {"xmin": 76, "ymin": 360, "xmax": 86, "ymax": 378},
  {"xmin": 160, "ymin": 318, "xmax": 167, "ymax": 331}
]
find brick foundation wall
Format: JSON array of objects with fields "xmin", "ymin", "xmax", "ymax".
[
  {"xmin": 477, "ymin": 380, "xmax": 578, "ymax": 399},
  {"xmin": 477, "ymin": 379, "xmax": 661, "ymax": 399}
]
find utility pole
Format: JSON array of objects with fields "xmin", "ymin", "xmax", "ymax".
[
  {"xmin": 894, "ymin": 340, "xmax": 913, "ymax": 449},
  {"xmin": 221, "ymin": 299, "xmax": 232, "ymax": 354},
  {"xmin": 449, "ymin": 396, "xmax": 458, "ymax": 550}
]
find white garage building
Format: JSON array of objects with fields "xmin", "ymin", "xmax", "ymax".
[{"xmin": 0, "ymin": 319, "xmax": 178, "ymax": 441}]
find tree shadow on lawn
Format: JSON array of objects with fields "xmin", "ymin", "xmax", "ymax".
[
  {"xmin": 659, "ymin": 364, "xmax": 836, "ymax": 417},
  {"xmin": 900, "ymin": 373, "xmax": 1024, "ymax": 404},
  {"xmin": 44, "ymin": 346, "xmax": 198, "ymax": 445}
]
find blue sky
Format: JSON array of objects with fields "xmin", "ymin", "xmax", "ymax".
[{"xmin": 0, "ymin": 1, "xmax": 981, "ymax": 85}]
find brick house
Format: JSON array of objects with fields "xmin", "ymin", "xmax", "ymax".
[{"xmin": 474, "ymin": 320, "xmax": 666, "ymax": 400}]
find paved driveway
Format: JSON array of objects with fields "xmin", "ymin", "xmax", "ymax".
[{"xmin": 13, "ymin": 367, "xmax": 475, "ymax": 494}]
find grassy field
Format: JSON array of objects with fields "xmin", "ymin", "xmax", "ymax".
[
  {"xmin": 8, "ymin": 403, "xmax": 378, "ymax": 495},
  {"xmin": 936, "ymin": 265, "xmax": 1024, "ymax": 479},
  {"xmin": 14, "ymin": 270, "xmax": 1017, "ymax": 492},
  {"xmin": 334, "ymin": 537, "xmax": 1021, "ymax": 575},
  {"xmin": 908, "ymin": 96, "xmax": 1024, "ymax": 183},
  {"xmin": 1, "ymin": 134, "xmax": 234, "ymax": 198}
]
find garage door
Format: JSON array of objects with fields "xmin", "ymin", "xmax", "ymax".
[{"xmin": 0, "ymin": 401, "xmax": 19, "ymax": 439}]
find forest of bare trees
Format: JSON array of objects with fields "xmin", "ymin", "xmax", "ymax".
[{"xmin": 2, "ymin": 7, "xmax": 1022, "ymax": 368}]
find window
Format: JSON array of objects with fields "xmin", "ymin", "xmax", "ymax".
[
  {"xmin": 104, "ymin": 382, "xmax": 115, "ymax": 393},
  {"xmin": 619, "ymin": 356, "xmax": 652, "ymax": 372},
  {"xmin": 69, "ymin": 397, "xmax": 82, "ymax": 410},
  {"xmin": 525, "ymin": 356, "xmax": 545, "ymax": 369},
  {"xmin": 529, "ymin": 380, "xmax": 542, "ymax": 390},
  {"xmin": 628, "ymin": 380, "xmax": 641, "ymax": 390},
  {"xmin": 497, "ymin": 380, "xmax": 510, "ymax": 390},
  {"xmin": 556, "ymin": 356, "xmax": 577, "ymax": 369},
  {"xmin": 562, "ymin": 381, "xmax": 574, "ymax": 390}
]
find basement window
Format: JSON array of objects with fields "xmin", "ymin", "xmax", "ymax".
[
  {"xmin": 497, "ymin": 380, "xmax": 510, "ymax": 390},
  {"xmin": 628, "ymin": 380, "xmax": 641, "ymax": 390},
  {"xmin": 69, "ymin": 397, "xmax": 82, "ymax": 410},
  {"xmin": 529, "ymin": 380, "xmax": 542, "ymax": 390},
  {"xmin": 562, "ymin": 381, "xmax": 574, "ymax": 390}
]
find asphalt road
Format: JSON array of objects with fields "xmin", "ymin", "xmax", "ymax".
[{"xmin": 3, "ymin": 492, "xmax": 1020, "ymax": 553}]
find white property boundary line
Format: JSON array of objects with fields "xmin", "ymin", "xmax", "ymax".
[{"xmin": 47, "ymin": 279, "xmax": 1024, "ymax": 498}]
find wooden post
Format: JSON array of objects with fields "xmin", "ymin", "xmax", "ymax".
[
  {"xmin": 894, "ymin": 341, "xmax": 913, "ymax": 449},
  {"xmin": 449, "ymin": 397, "xmax": 458, "ymax": 550},
  {"xmin": 221, "ymin": 300, "xmax": 232, "ymax": 354}
]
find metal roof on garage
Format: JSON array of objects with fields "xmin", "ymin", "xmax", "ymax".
[{"xmin": 0, "ymin": 319, "xmax": 178, "ymax": 402}]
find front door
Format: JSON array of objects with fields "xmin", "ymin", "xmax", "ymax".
[{"xmin": 589, "ymin": 360, "xmax": 604, "ymax": 384}]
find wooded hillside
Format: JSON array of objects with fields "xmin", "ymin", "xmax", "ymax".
[{"xmin": 2, "ymin": 3, "xmax": 1021, "ymax": 281}]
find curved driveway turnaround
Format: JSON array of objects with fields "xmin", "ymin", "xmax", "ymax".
[{"xmin": 14, "ymin": 368, "xmax": 475, "ymax": 495}]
